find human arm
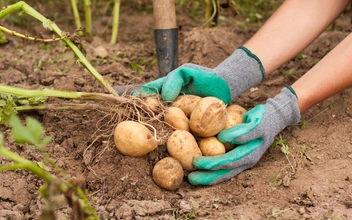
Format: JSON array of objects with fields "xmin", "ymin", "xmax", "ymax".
[
  {"xmin": 244, "ymin": 0, "xmax": 350, "ymax": 74},
  {"xmin": 293, "ymin": 32, "xmax": 352, "ymax": 112}
]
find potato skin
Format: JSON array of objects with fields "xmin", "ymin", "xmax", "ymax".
[
  {"xmin": 145, "ymin": 97, "xmax": 161, "ymax": 112},
  {"xmin": 167, "ymin": 130, "xmax": 202, "ymax": 171},
  {"xmin": 164, "ymin": 107, "xmax": 190, "ymax": 131},
  {"xmin": 198, "ymin": 137, "xmax": 226, "ymax": 156},
  {"xmin": 171, "ymin": 95, "xmax": 202, "ymax": 117},
  {"xmin": 224, "ymin": 104, "xmax": 247, "ymax": 129},
  {"xmin": 114, "ymin": 121, "xmax": 157, "ymax": 157},
  {"xmin": 223, "ymin": 104, "xmax": 247, "ymax": 151},
  {"xmin": 189, "ymin": 97, "xmax": 227, "ymax": 137},
  {"xmin": 152, "ymin": 157, "xmax": 184, "ymax": 191}
]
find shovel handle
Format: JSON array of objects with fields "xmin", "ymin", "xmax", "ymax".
[{"xmin": 153, "ymin": 0, "xmax": 177, "ymax": 29}]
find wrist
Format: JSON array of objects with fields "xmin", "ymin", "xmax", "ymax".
[
  {"xmin": 270, "ymin": 87, "xmax": 301, "ymax": 128},
  {"xmin": 214, "ymin": 46, "xmax": 266, "ymax": 100},
  {"xmin": 237, "ymin": 46, "xmax": 266, "ymax": 80}
]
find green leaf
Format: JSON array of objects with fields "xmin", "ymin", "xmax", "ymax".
[
  {"xmin": 41, "ymin": 136, "xmax": 52, "ymax": 147},
  {"xmin": 17, "ymin": 99, "xmax": 29, "ymax": 105},
  {"xmin": 130, "ymin": 62, "xmax": 140, "ymax": 74},
  {"xmin": 9, "ymin": 115, "xmax": 44, "ymax": 144},
  {"xmin": 28, "ymin": 96, "xmax": 47, "ymax": 105},
  {"xmin": 296, "ymin": 54, "xmax": 307, "ymax": 60},
  {"xmin": 0, "ymin": 95, "xmax": 17, "ymax": 125},
  {"xmin": 26, "ymin": 117, "xmax": 44, "ymax": 142},
  {"xmin": 276, "ymin": 179, "xmax": 282, "ymax": 186},
  {"xmin": 281, "ymin": 145, "xmax": 290, "ymax": 156}
]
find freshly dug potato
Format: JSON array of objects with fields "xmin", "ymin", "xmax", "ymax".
[
  {"xmin": 223, "ymin": 104, "xmax": 247, "ymax": 151},
  {"xmin": 152, "ymin": 157, "xmax": 184, "ymax": 191},
  {"xmin": 167, "ymin": 130, "xmax": 202, "ymax": 171},
  {"xmin": 164, "ymin": 107, "xmax": 190, "ymax": 131},
  {"xmin": 171, "ymin": 95, "xmax": 202, "ymax": 117},
  {"xmin": 145, "ymin": 97, "xmax": 161, "ymax": 112},
  {"xmin": 198, "ymin": 137, "xmax": 226, "ymax": 156},
  {"xmin": 189, "ymin": 97, "xmax": 227, "ymax": 137},
  {"xmin": 114, "ymin": 121, "xmax": 157, "ymax": 157},
  {"xmin": 224, "ymin": 104, "xmax": 247, "ymax": 129}
]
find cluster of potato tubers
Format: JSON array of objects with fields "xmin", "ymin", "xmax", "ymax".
[{"xmin": 114, "ymin": 95, "xmax": 247, "ymax": 191}]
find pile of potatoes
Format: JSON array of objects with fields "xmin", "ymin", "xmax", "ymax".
[{"xmin": 114, "ymin": 95, "xmax": 247, "ymax": 191}]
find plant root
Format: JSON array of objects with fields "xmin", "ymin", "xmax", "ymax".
[{"xmin": 84, "ymin": 94, "xmax": 173, "ymax": 165}]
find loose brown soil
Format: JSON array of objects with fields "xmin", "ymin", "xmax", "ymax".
[{"xmin": 0, "ymin": 2, "xmax": 352, "ymax": 220}]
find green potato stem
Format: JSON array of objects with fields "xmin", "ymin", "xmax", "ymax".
[
  {"xmin": 83, "ymin": 0, "xmax": 92, "ymax": 35},
  {"xmin": 70, "ymin": 0, "xmax": 82, "ymax": 30},
  {"xmin": 111, "ymin": 0, "xmax": 121, "ymax": 44},
  {"xmin": 0, "ymin": 84, "xmax": 127, "ymax": 103}
]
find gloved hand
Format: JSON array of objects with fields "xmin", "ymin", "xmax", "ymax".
[
  {"xmin": 188, "ymin": 86, "xmax": 301, "ymax": 185},
  {"xmin": 134, "ymin": 46, "xmax": 266, "ymax": 104}
]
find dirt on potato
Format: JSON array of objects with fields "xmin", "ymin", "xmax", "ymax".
[{"xmin": 0, "ymin": 1, "xmax": 352, "ymax": 220}]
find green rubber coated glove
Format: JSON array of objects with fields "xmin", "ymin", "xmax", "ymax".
[
  {"xmin": 134, "ymin": 64, "xmax": 232, "ymax": 104},
  {"xmin": 134, "ymin": 46, "xmax": 265, "ymax": 104},
  {"xmin": 188, "ymin": 87, "xmax": 301, "ymax": 185}
]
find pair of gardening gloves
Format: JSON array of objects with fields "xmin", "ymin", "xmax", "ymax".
[{"xmin": 134, "ymin": 46, "xmax": 301, "ymax": 185}]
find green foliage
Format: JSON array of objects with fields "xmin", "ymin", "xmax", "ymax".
[
  {"xmin": 272, "ymin": 134, "xmax": 295, "ymax": 173},
  {"xmin": 174, "ymin": 0, "xmax": 283, "ymax": 24},
  {"xmin": 270, "ymin": 174, "xmax": 282, "ymax": 186},
  {"xmin": 0, "ymin": 94, "xmax": 47, "ymax": 125},
  {"xmin": 0, "ymin": 29, "xmax": 8, "ymax": 44},
  {"xmin": 10, "ymin": 114, "xmax": 51, "ymax": 147},
  {"xmin": 175, "ymin": 0, "xmax": 207, "ymax": 22},
  {"xmin": 234, "ymin": 0, "xmax": 284, "ymax": 22},
  {"xmin": 296, "ymin": 53, "xmax": 308, "ymax": 60},
  {"xmin": 130, "ymin": 61, "xmax": 140, "ymax": 73},
  {"xmin": 0, "ymin": 94, "xmax": 17, "ymax": 125},
  {"xmin": 271, "ymin": 135, "xmax": 286, "ymax": 147}
]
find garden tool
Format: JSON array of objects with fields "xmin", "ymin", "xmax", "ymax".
[{"xmin": 113, "ymin": 0, "xmax": 178, "ymax": 95}]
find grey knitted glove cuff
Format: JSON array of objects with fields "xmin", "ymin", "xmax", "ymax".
[{"xmin": 214, "ymin": 46, "xmax": 266, "ymax": 100}]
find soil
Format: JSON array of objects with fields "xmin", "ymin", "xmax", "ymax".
[{"xmin": 0, "ymin": 1, "xmax": 352, "ymax": 220}]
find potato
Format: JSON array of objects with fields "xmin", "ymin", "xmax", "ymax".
[
  {"xmin": 223, "ymin": 104, "xmax": 247, "ymax": 151},
  {"xmin": 164, "ymin": 107, "xmax": 190, "ymax": 131},
  {"xmin": 189, "ymin": 97, "xmax": 227, "ymax": 137},
  {"xmin": 167, "ymin": 130, "xmax": 202, "ymax": 171},
  {"xmin": 114, "ymin": 121, "xmax": 157, "ymax": 157},
  {"xmin": 171, "ymin": 95, "xmax": 201, "ymax": 117},
  {"xmin": 224, "ymin": 104, "xmax": 247, "ymax": 129},
  {"xmin": 152, "ymin": 157, "xmax": 184, "ymax": 191},
  {"xmin": 145, "ymin": 97, "xmax": 161, "ymax": 112},
  {"xmin": 198, "ymin": 137, "xmax": 226, "ymax": 156}
]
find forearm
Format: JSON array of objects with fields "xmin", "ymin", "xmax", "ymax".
[
  {"xmin": 244, "ymin": 0, "xmax": 350, "ymax": 74},
  {"xmin": 292, "ymin": 33, "xmax": 352, "ymax": 113}
]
